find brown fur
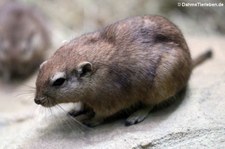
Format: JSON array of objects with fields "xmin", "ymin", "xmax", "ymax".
[{"xmin": 35, "ymin": 15, "xmax": 192, "ymax": 120}]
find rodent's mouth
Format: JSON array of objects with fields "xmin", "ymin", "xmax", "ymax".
[{"xmin": 34, "ymin": 96, "xmax": 56, "ymax": 107}]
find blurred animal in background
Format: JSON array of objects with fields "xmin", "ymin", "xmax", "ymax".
[{"xmin": 0, "ymin": 1, "xmax": 51, "ymax": 82}]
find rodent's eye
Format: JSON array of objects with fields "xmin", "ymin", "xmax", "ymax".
[
  {"xmin": 52, "ymin": 78, "xmax": 65, "ymax": 86},
  {"xmin": 51, "ymin": 72, "xmax": 66, "ymax": 87}
]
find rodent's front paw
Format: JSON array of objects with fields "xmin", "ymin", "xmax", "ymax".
[
  {"xmin": 82, "ymin": 117, "xmax": 104, "ymax": 127},
  {"xmin": 68, "ymin": 104, "xmax": 93, "ymax": 118},
  {"xmin": 68, "ymin": 109, "xmax": 85, "ymax": 117}
]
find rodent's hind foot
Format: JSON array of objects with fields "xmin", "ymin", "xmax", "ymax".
[{"xmin": 125, "ymin": 106, "xmax": 153, "ymax": 126}]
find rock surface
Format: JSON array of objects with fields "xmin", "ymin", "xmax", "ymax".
[{"xmin": 0, "ymin": 36, "xmax": 225, "ymax": 149}]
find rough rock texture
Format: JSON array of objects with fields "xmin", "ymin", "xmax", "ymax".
[{"xmin": 0, "ymin": 36, "xmax": 225, "ymax": 149}]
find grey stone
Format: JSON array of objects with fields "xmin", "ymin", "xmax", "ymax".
[{"xmin": 0, "ymin": 36, "xmax": 225, "ymax": 149}]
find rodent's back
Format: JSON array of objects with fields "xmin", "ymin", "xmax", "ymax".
[
  {"xmin": 56, "ymin": 15, "xmax": 192, "ymax": 113},
  {"xmin": 99, "ymin": 16, "xmax": 191, "ymax": 104}
]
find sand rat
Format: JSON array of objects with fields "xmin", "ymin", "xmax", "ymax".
[{"xmin": 34, "ymin": 15, "xmax": 212, "ymax": 127}]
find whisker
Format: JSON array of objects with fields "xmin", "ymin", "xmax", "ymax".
[
  {"xmin": 56, "ymin": 104, "xmax": 90, "ymax": 131},
  {"xmin": 15, "ymin": 92, "xmax": 34, "ymax": 96},
  {"xmin": 47, "ymin": 106, "xmax": 70, "ymax": 130},
  {"xmin": 53, "ymin": 106, "xmax": 77, "ymax": 131},
  {"xmin": 21, "ymin": 84, "xmax": 36, "ymax": 89},
  {"xmin": 14, "ymin": 87, "xmax": 35, "ymax": 98},
  {"xmin": 18, "ymin": 88, "xmax": 35, "ymax": 92},
  {"xmin": 49, "ymin": 99, "xmax": 87, "ymax": 132}
]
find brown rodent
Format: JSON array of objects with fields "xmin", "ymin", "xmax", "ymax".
[
  {"xmin": 0, "ymin": 1, "xmax": 51, "ymax": 81},
  {"xmin": 34, "ymin": 15, "xmax": 212, "ymax": 127}
]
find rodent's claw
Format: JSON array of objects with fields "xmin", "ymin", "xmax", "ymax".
[
  {"xmin": 125, "ymin": 106, "xmax": 153, "ymax": 126},
  {"xmin": 82, "ymin": 116, "xmax": 104, "ymax": 127},
  {"xmin": 68, "ymin": 104, "xmax": 93, "ymax": 117},
  {"xmin": 68, "ymin": 109, "xmax": 85, "ymax": 117}
]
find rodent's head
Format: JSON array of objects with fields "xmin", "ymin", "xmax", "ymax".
[{"xmin": 34, "ymin": 53, "xmax": 93, "ymax": 107}]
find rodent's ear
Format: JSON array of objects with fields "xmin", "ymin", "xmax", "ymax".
[{"xmin": 77, "ymin": 61, "xmax": 92, "ymax": 78}]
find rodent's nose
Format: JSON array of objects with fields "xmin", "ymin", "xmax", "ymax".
[{"xmin": 34, "ymin": 98, "xmax": 41, "ymax": 105}]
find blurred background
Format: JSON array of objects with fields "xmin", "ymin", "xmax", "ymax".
[
  {"xmin": 0, "ymin": 0, "xmax": 224, "ymax": 148},
  {"xmin": 18, "ymin": 0, "xmax": 225, "ymax": 43}
]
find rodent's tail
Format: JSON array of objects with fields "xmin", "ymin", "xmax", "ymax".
[{"xmin": 192, "ymin": 49, "xmax": 213, "ymax": 69}]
